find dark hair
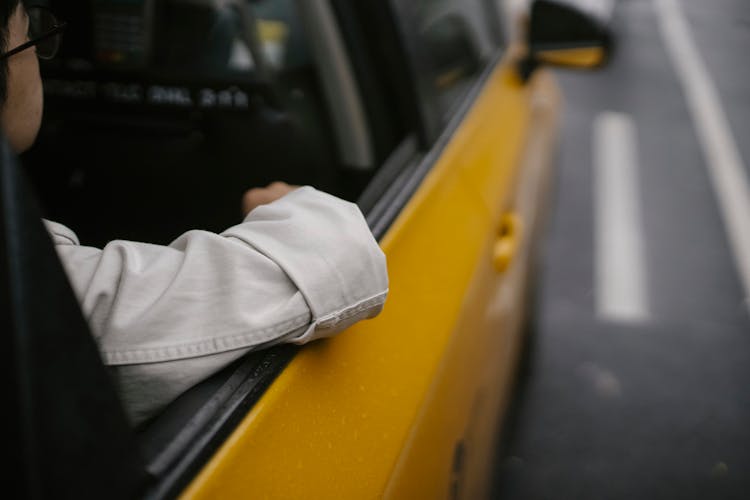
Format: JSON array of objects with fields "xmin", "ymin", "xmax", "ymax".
[{"xmin": 1, "ymin": 0, "xmax": 23, "ymax": 107}]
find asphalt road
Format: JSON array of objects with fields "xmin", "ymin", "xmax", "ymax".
[{"xmin": 492, "ymin": 1, "xmax": 750, "ymax": 498}]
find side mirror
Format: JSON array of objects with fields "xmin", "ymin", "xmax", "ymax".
[{"xmin": 526, "ymin": 0, "xmax": 614, "ymax": 70}]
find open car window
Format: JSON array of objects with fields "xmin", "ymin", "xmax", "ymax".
[{"xmin": 25, "ymin": 0, "xmax": 374, "ymax": 247}]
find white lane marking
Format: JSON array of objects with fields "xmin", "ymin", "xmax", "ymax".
[
  {"xmin": 594, "ymin": 112, "xmax": 651, "ymax": 322},
  {"xmin": 655, "ymin": 0, "xmax": 750, "ymax": 308}
]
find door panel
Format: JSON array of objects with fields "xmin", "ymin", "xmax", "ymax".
[{"xmin": 382, "ymin": 63, "xmax": 560, "ymax": 500}]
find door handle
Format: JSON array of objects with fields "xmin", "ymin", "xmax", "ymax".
[{"xmin": 493, "ymin": 213, "xmax": 522, "ymax": 273}]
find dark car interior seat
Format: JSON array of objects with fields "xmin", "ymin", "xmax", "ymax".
[{"xmin": 1, "ymin": 133, "xmax": 147, "ymax": 498}]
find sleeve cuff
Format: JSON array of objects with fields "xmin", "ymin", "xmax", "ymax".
[{"xmin": 223, "ymin": 186, "xmax": 389, "ymax": 343}]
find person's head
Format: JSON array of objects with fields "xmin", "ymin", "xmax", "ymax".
[{"xmin": 1, "ymin": 0, "xmax": 44, "ymax": 153}]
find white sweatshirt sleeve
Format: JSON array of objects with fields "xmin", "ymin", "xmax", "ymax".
[{"xmin": 44, "ymin": 186, "xmax": 388, "ymax": 425}]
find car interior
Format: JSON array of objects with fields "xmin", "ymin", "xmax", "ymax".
[{"xmin": 23, "ymin": 0, "xmax": 407, "ymax": 248}]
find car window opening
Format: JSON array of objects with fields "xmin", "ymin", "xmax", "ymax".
[{"xmin": 24, "ymin": 0, "xmax": 394, "ymax": 249}]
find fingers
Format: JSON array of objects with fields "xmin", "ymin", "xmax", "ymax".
[{"xmin": 242, "ymin": 181, "xmax": 299, "ymax": 216}]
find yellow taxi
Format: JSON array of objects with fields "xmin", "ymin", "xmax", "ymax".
[{"xmin": 4, "ymin": 0, "xmax": 611, "ymax": 498}]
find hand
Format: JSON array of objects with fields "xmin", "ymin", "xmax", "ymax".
[{"xmin": 242, "ymin": 181, "xmax": 299, "ymax": 216}]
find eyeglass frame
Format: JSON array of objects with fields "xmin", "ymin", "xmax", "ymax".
[{"xmin": 0, "ymin": 6, "xmax": 67, "ymax": 61}]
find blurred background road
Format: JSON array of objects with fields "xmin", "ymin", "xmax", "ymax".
[{"xmin": 492, "ymin": 0, "xmax": 750, "ymax": 498}]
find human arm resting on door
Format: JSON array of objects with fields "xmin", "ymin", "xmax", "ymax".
[{"xmin": 46, "ymin": 186, "xmax": 388, "ymax": 424}]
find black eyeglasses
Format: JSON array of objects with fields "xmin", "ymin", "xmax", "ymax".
[{"xmin": 0, "ymin": 6, "xmax": 66, "ymax": 61}]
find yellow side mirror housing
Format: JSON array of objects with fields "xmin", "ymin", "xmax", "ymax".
[{"xmin": 534, "ymin": 46, "xmax": 607, "ymax": 69}]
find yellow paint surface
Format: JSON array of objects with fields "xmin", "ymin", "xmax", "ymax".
[{"xmin": 536, "ymin": 46, "xmax": 606, "ymax": 68}]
